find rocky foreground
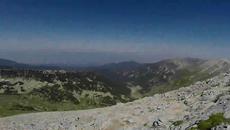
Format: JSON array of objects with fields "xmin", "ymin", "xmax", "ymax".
[{"xmin": 1, "ymin": 73, "xmax": 230, "ymax": 130}]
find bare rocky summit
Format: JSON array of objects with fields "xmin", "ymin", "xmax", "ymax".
[{"xmin": 1, "ymin": 72, "xmax": 230, "ymax": 130}]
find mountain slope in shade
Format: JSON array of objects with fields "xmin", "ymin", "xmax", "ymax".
[
  {"xmin": 0, "ymin": 58, "xmax": 61, "ymax": 70},
  {"xmin": 93, "ymin": 58, "xmax": 230, "ymax": 97},
  {"xmin": 0, "ymin": 59, "xmax": 21, "ymax": 68},
  {"xmin": 99, "ymin": 61, "xmax": 142, "ymax": 71}
]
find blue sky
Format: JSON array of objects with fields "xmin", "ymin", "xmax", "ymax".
[{"xmin": 0, "ymin": 0, "xmax": 230, "ymax": 65}]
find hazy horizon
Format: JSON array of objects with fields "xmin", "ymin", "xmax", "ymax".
[{"xmin": 1, "ymin": 0, "xmax": 230, "ymax": 65}]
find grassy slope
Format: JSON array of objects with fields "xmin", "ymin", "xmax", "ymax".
[
  {"xmin": 146, "ymin": 69, "xmax": 212, "ymax": 96},
  {"xmin": 0, "ymin": 94, "xmax": 116, "ymax": 117}
]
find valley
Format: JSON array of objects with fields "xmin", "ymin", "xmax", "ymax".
[
  {"xmin": 0, "ymin": 58, "xmax": 230, "ymax": 117},
  {"xmin": 1, "ymin": 58, "xmax": 230, "ymax": 130}
]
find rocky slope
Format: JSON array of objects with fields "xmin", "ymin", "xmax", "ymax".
[{"xmin": 1, "ymin": 72, "xmax": 230, "ymax": 130}]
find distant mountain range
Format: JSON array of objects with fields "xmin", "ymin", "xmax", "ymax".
[
  {"xmin": 1, "ymin": 57, "xmax": 230, "ymax": 98},
  {"xmin": 0, "ymin": 59, "xmax": 23, "ymax": 68},
  {"xmin": 0, "ymin": 58, "xmax": 61, "ymax": 70}
]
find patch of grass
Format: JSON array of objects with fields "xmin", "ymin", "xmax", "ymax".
[
  {"xmin": 0, "ymin": 94, "xmax": 110, "ymax": 117},
  {"xmin": 191, "ymin": 113, "xmax": 230, "ymax": 130},
  {"xmin": 172, "ymin": 120, "xmax": 184, "ymax": 126},
  {"xmin": 0, "ymin": 94, "xmax": 78, "ymax": 117},
  {"xmin": 143, "ymin": 123, "xmax": 148, "ymax": 127},
  {"xmin": 148, "ymin": 108, "xmax": 155, "ymax": 112},
  {"xmin": 190, "ymin": 127, "xmax": 198, "ymax": 130},
  {"xmin": 10, "ymin": 103, "xmax": 38, "ymax": 111}
]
